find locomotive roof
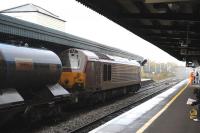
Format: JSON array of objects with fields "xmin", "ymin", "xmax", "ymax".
[
  {"xmin": 78, "ymin": 49, "xmax": 140, "ymax": 66},
  {"xmin": 81, "ymin": 50, "xmax": 99, "ymax": 60}
]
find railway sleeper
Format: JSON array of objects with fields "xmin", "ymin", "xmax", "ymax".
[{"xmin": 23, "ymin": 104, "xmax": 63, "ymax": 123}]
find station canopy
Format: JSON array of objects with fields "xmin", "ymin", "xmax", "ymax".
[{"xmin": 77, "ymin": 0, "xmax": 200, "ymax": 67}]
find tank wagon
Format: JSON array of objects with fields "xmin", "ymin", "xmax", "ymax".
[
  {"xmin": 0, "ymin": 43, "xmax": 69, "ymax": 125},
  {"xmin": 0, "ymin": 43, "xmax": 61, "ymax": 89},
  {"xmin": 0, "ymin": 43, "xmax": 146, "ymax": 126}
]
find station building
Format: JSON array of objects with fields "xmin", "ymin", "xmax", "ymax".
[{"xmin": 0, "ymin": 3, "xmax": 66, "ymax": 31}]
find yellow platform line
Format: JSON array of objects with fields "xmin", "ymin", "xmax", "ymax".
[{"xmin": 136, "ymin": 81, "xmax": 190, "ymax": 133}]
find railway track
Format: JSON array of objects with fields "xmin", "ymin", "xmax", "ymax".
[
  {"xmin": 139, "ymin": 78, "xmax": 177, "ymax": 93},
  {"xmin": 69, "ymin": 78, "xmax": 180, "ymax": 133}
]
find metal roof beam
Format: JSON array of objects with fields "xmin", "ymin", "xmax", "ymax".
[
  {"xmin": 144, "ymin": 33, "xmax": 200, "ymax": 39},
  {"xmin": 158, "ymin": 45, "xmax": 180, "ymax": 49},
  {"xmin": 130, "ymin": 24, "xmax": 200, "ymax": 32},
  {"xmin": 122, "ymin": 13, "xmax": 200, "ymax": 21},
  {"xmin": 153, "ymin": 42, "xmax": 200, "ymax": 49},
  {"xmin": 148, "ymin": 36, "xmax": 200, "ymax": 42},
  {"xmin": 144, "ymin": 0, "xmax": 197, "ymax": 3},
  {"xmin": 156, "ymin": 47, "xmax": 182, "ymax": 60},
  {"xmin": 152, "ymin": 41, "xmax": 178, "ymax": 45},
  {"xmin": 132, "ymin": 1, "xmax": 169, "ymax": 35},
  {"xmin": 148, "ymin": 38, "xmax": 179, "ymax": 42}
]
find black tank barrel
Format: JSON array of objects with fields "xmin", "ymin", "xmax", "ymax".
[{"xmin": 0, "ymin": 43, "xmax": 62, "ymax": 89}]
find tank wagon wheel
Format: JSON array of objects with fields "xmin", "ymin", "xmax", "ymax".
[{"xmin": 26, "ymin": 109, "xmax": 42, "ymax": 123}]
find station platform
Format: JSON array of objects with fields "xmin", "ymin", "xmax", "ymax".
[{"xmin": 89, "ymin": 79, "xmax": 200, "ymax": 133}]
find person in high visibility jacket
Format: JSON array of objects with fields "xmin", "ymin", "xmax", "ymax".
[{"xmin": 189, "ymin": 72, "xmax": 195, "ymax": 84}]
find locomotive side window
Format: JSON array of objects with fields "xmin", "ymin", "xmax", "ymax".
[
  {"xmin": 103, "ymin": 64, "xmax": 112, "ymax": 81},
  {"xmin": 108, "ymin": 64, "xmax": 111, "ymax": 80},
  {"xmin": 103, "ymin": 64, "xmax": 108, "ymax": 81}
]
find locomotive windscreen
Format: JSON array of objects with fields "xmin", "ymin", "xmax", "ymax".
[{"xmin": 60, "ymin": 50, "xmax": 81, "ymax": 69}]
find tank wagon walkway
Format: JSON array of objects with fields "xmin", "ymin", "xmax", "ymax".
[{"xmin": 90, "ymin": 80, "xmax": 200, "ymax": 133}]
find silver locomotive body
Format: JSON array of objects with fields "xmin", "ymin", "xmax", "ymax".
[{"xmin": 60, "ymin": 48, "xmax": 141, "ymax": 92}]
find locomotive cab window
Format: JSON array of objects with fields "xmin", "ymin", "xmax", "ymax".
[
  {"xmin": 103, "ymin": 64, "xmax": 111, "ymax": 81},
  {"xmin": 70, "ymin": 55, "xmax": 79, "ymax": 69},
  {"xmin": 60, "ymin": 54, "xmax": 70, "ymax": 68},
  {"xmin": 103, "ymin": 64, "xmax": 108, "ymax": 81},
  {"xmin": 60, "ymin": 53, "xmax": 80, "ymax": 69}
]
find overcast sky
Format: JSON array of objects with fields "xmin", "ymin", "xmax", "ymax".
[{"xmin": 0, "ymin": 0, "xmax": 185, "ymax": 65}]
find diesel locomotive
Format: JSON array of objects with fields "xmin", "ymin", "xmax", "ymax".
[
  {"xmin": 0, "ymin": 43, "xmax": 146, "ymax": 125},
  {"xmin": 59, "ymin": 48, "xmax": 142, "ymax": 93}
]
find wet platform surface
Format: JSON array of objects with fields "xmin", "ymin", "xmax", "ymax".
[
  {"xmin": 143, "ymin": 84, "xmax": 200, "ymax": 133},
  {"xmin": 90, "ymin": 80, "xmax": 200, "ymax": 133}
]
